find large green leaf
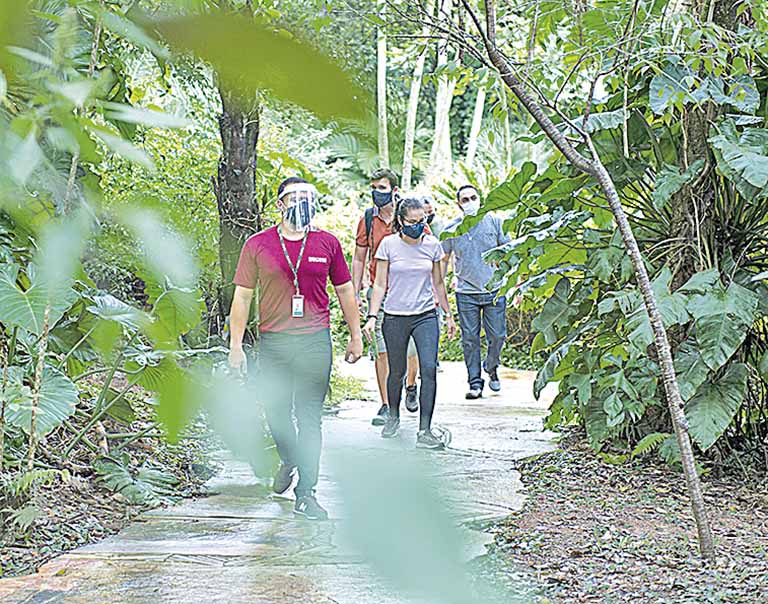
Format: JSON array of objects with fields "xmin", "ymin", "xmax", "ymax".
[
  {"xmin": 626, "ymin": 268, "xmax": 689, "ymax": 348},
  {"xmin": 678, "ymin": 268, "xmax": 720, "ymax": 294},
  {"xmin": 147, "ymin": 287, "xmax": 205, "ymax": 347},
  {"xmin": 688, "ymin": 281, "xmax": 758, "ymax": 371},
  {"xmin": 534, "ymin": 320, "xmax": 598, "ymax": 399},
  {"xmin": 0, "ymin": 1, "xmax": 31, "ymax": 73},
  {"xmin": 154, "ymin": 362, "xmax": 205, "ymax": 442},
  {"xmin": 649, "ymin": 63, "xmax": 694, "ymax": 115},
  {"xmin": 674, "ymin": 341, "xmax": 710, "ymax": 401},
  {"xmin": 531, "ymin": 278, "xmax": 576, "ymax": 340},
  {"xmin": 652, "ymin": 160, "xmax": 704, "ymax": 210},
  {"xmin": 688, "ymin": 281, "xmax": 759, "ymax": 324},
  {"xmin": 4, "ymin": 366, "xmax": 78, "ymax": 437},
  {"xmin": 148, "ymin": 13, "xmax": 367, "ymax": 121},
  {"xmin": 0, "ymin": 264, "xmax": 78, "ymax": 335},
  {"xmin": 584, "ymin": 109, "xmax": 625, "ymax": 133},
  {"xmin": 94, "ymin": 455, "xmax": 178, "ymax": 506},
  {"xmin": 695, "ymin": 313, "xmax": 749, "ymax": 372},
  {"xmin": 87, "ymin": 294, "xmax": 152, "ymax": 331},
  {"xmin": 685, "ymin": 363, "xmax": 747, "ymax": 451},
  {"xmin": 710, "ymin": 122, "xmax": 768, "ymax": 192}
]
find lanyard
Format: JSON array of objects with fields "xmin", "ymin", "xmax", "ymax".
[{"xmin": 277, "ymin": 227, "xmax": 309, "ymax": 295}]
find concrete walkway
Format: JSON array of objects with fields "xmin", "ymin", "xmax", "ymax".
[{"xmin": 0, "ymin": 361, "xmax": 556, "ymax": 604}]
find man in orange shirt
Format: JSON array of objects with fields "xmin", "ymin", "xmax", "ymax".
[{"xmin": 351, "ymin": 168, "xmax": 419, "ymax": 426}]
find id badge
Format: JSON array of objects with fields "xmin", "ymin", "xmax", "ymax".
[{"xmin": 292, "ymin": 295, "xmax": 305, "ymax": 318}]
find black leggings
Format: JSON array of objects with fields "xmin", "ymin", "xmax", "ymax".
[{"xmin": 381, "ymin": 310, "xmax": 439, "ymax": 431}]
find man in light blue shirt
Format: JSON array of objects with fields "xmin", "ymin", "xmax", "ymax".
[{"xmin": 441, "ymin": 185, "xmax": 511, "ymax": 399}]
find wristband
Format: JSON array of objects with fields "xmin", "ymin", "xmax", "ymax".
[{"xmin": 367, "ymin": 314, "xmax": 377, "ymax": 320}]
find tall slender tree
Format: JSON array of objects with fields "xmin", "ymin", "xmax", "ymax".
[
  {"xmin": 402, "ymin": 0, "xmax": 436, "ymax": 190},
  {"xmin": 458, "ymin": 0, "xmax": 716, "ymax": 559},
  {"xmin": 427, "ymin": 0, "xmax": 456, "ymax": 184},
  {"xmin": 464, "ymin": 86, "xmax": 485, "ymax": 168},
  {"xmin": 376, "ymin": 0, "xmax": 390, "ymax": 167}
]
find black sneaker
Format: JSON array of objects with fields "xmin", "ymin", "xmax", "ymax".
[
  {"xmin": 488, "ymin": 368, "xmax": 501, "ymax": 392},
  {"xmin": 272, "ymin": 462, "xmax": 296, "ymax": 494},
  {"xmin": 381, "ymin": 415, "xmax": 400, "ymax": 438},
  {"xmin": 465, "ymin": 388, "xmax": 482, "ymax": 400},
  {"xmin": 405, "ymin": 384, "xmax": 418, "ymax": 412},
  {"xmin": 294, "ymin": 493, "xmax": 329, "ymax": 520},
  {"xmin": 371, "ymin": 404, "xmax": 389, "ymax": 426},
  {"xmin": 416, "ymin": 429, "xmax": 445, "ymax": 450}
]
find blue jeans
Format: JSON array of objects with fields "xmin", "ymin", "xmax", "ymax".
[{"xmin": 455, "ymin": 292, "xmax": 507, "ymax": 390}]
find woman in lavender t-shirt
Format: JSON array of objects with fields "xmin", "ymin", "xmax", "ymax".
[{"xmin": 363, "ymin": 195, "xmax": 457, "ymax": 449}]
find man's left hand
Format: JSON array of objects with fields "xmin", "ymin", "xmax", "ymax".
[
  {"xmin": 446, "ymin": 316, "xmax": 457, "ymax": 340},
  {"xmin": 345, "ymin": 337, "xmax": 363, "ymax": 363}
]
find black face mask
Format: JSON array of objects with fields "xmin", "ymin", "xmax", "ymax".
[
  {"xmin": 426, "ymin": 213, "xmax": 435, "ymax": 224},
  {"xmin": 372, "ymin": 189, "xmax": 393, "ymax": 208}
]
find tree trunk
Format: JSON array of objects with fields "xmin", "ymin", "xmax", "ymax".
[
  {"xmin": 213, "ymin": 90, "xmax": 260, "ymax": 322},
  {"xmin": 669, "ymin": 0, "xmax": 739, "ymax": 291},
  {"xmin": 468, "ymin": 0, "xmax": 716, "ymax": 561},
  {"xmin": 376, "ymin": 0, "xmax": 390, "ymax": 167},
  {"xmin": 427, "ymin": 0, "xmax": 455, "ymax": 185},
  {"xmin": 28, "ymin": 304, "xmax": 51, "ymax": 470},
  {"xmin": 402, "ymin": 0, "xmax": 436, "ymax": 190},
  {"xmin": 465, "ymin": 86, "xmax": 486, "ymax": 168},
  {"xmin": 0, "ymin": 334, "xmax": 8, "ymax": 473}
]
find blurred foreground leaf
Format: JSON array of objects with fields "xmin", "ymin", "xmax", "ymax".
[
  {"xmin": 149, "ymin": 13, "xmax": 368, "ymax": 121},
  {"xmin": 331, "ymin": 450, "xmax": 521, "ymax": 604}
]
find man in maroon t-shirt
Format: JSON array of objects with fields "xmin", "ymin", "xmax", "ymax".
[{"xmin": 228, "ymin": 177, "xmax": 362, "ymax": 521}]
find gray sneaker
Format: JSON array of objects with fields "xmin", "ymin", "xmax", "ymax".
[
  {"xmin": 405, "ymin": 384, "xmax": 418, "ymax": 412},
  {"xmin": 294, "ymin": 493, "xmax": 328, "ymax": 520},
  {"xmin": 272, "ymin": 462, "xmax": 296, "ymax": 494},
  {"xmin": 416, "ymin": 429, "xmax": 445, "ymax": 450},
  {"xmin": 488, "ymin": 368, "xmax": 501, "ymax": 392},
  {"xmin": 381, "ymin": 415, "xmax": 400, "ymax": 438},
  {"xmin": 372, "ymin": 404, "xmax": 389, "ymax": 426}
]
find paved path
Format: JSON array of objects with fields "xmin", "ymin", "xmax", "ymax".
[{"xmin": 0, "ymin": 361, "xmax": 556, "ymax": 604}]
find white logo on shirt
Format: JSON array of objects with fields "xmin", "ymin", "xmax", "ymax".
[{"xmin": 308, "ymin": 256, "xmax": 328, "ymax": 263}]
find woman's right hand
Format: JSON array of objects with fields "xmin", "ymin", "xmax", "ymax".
[{"xmin": 362, "ymin": 317, "xmax": 376, "ymax": 343}]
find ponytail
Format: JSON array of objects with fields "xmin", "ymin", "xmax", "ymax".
[{"xmin": 392, "ymin": 194, "xmax": 424, "ymax": 234}]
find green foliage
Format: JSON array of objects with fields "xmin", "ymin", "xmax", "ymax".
[
  {"xmin": 3, "ymin": 366, "xmax": 78, "ymax": 438},
  {"xmin": 149, "ymin": 13, "xmax": 368, "ymax": 121},
  {"xmin": 485, "ymin": 0, "xmax": 768, "ymax": 465},
  {"xmin": 94, "ymin": 454, "xmax": 178, "ymax": 506}
]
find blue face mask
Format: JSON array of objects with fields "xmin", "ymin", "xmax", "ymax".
[
  {"xmin": 402, "ymin": 222, "xmax": 426, "ymax": 239},
  {"xmin": 372, "ymin": 189, "xmax": 393, "ymax": 208}
]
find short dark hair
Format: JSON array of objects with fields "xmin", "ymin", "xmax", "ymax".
[
  {"xmin": 456, "ymin": 184, "xmax": 477, "ymax": 201},
  {"xmin": 370, "ymin": 168, "xmax": 399, "ymax": 188},
  {"xmin": 278, "ymin": 176, "xmax": 308, "ymax": 198}
]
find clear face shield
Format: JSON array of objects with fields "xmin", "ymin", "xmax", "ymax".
[{"xmin": 279, "ymin": 183, "xmax": 318, "ymax": 231}]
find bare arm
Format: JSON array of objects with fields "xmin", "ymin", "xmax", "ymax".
[
  {"xmin": 351, "ymin": 245, "xmax": 368, "ymax": 299},
  {"xmin": 362, "ymin": 259, "xmax": 388, "ymax": 342},
  {"xmin": 440, "ymin": 251, "xmax": 453, "ymax": 280},
  {"xmin": 368, "ymin": 259, "xmax": 388, "ymax": 316},
  {"xmin": 335, "ymin": 281, "xmax": 364, "ymax": 362},
  {"xmin": 432, "ymin": 261, "xmax": 457, "ymax": 338},
  {"xmin": 432, "ymin": 261, "xmax": 451, "ymax": 315},
  {"xmin": 228, "ymin": 286, "xmax": 254, "ymax": 371}
]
